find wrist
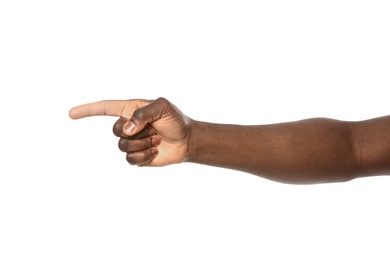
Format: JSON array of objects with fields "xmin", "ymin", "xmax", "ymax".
[
  {"xmin": 187, "ymin": 120, "xmax": 221, "ymax": 165},
  {"xmin": 186, "ymin": 119, "xmax": 201, "ymax": 163}
]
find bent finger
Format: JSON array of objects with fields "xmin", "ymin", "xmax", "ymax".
[
  {"xmin": 113, "ymin": 118, "xmax": 157, "ymax": 138},
  {"xmin": 126, "ymin": 149, "xmax": 159, "ymax": 165},
  {"xmin": 118, "ymin": 136, "xmax": 161, "ymax": 153}
]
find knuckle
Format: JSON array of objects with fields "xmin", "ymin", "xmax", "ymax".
[
  {"xmin": 156, "ymin": 97, "xmax": 168, "ymax": 104},
  {"xmin": 132, "ymin": 108, "xmax": 146, "ymax": 121},
  {"xmin": 118, "ymin": 138, "xmax": 128, "ymax": 152},
  {"xmin": 112, "ymin": 118, "xmax": 129, "ymax": 137},
  {"xmin": 156, "ymin": 97, "xmax": 171, "ymax": 108},
  {"xmin": 126, "ymin": 153, "xmax": 138, "ymax": 165},
  {"xmin": 112, "ymin": 124, "xmax": 122, "ymax": 137}
]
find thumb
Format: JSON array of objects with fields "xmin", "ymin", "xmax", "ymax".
[{"xmin": 122, "ymin": 97, "xmax": 169, "ymax": 136}]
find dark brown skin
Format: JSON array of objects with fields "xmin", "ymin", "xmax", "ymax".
[{"xmin": 69, "ymin": 97, "xmax": 390, "ymax": 184}]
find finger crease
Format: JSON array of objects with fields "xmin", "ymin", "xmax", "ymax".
[{"xmin": 120, "ymin": 104, "xmax": 126, "ymax": 118}]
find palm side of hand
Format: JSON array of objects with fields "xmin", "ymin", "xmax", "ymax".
[{"xmin": 117, "ymin": 98, "xmax": 192, "ymax": 166}]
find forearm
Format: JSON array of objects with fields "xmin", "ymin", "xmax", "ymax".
[{"xmin": 187, "ymin": 118, "xmax": 359, "ymax": 184}]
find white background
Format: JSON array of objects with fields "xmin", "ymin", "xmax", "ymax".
[{"xmin": 1, "ymin": 1, "xmax": 389, "ymax": 259}]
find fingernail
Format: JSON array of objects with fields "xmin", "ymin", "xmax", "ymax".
[
  {"xmin": 150, "ymin": 148, "xmax": 159, "ymax": 157},
  {"xmin": 123, "ymin": 121, "xmax": 135, "ymax": 134},
  {"xmin": 151, "ymin": 136, "xmax": 161, "ymax": 147}
]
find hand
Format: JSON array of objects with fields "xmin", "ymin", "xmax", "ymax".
[{"xmin": 69, "ymin": 97, "xmax": 192, "ymax": 166}]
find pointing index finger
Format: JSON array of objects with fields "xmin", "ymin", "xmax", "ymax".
[{"xmin": 69, "ymin": 99, "xmax": 150, "ymax": 120}]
